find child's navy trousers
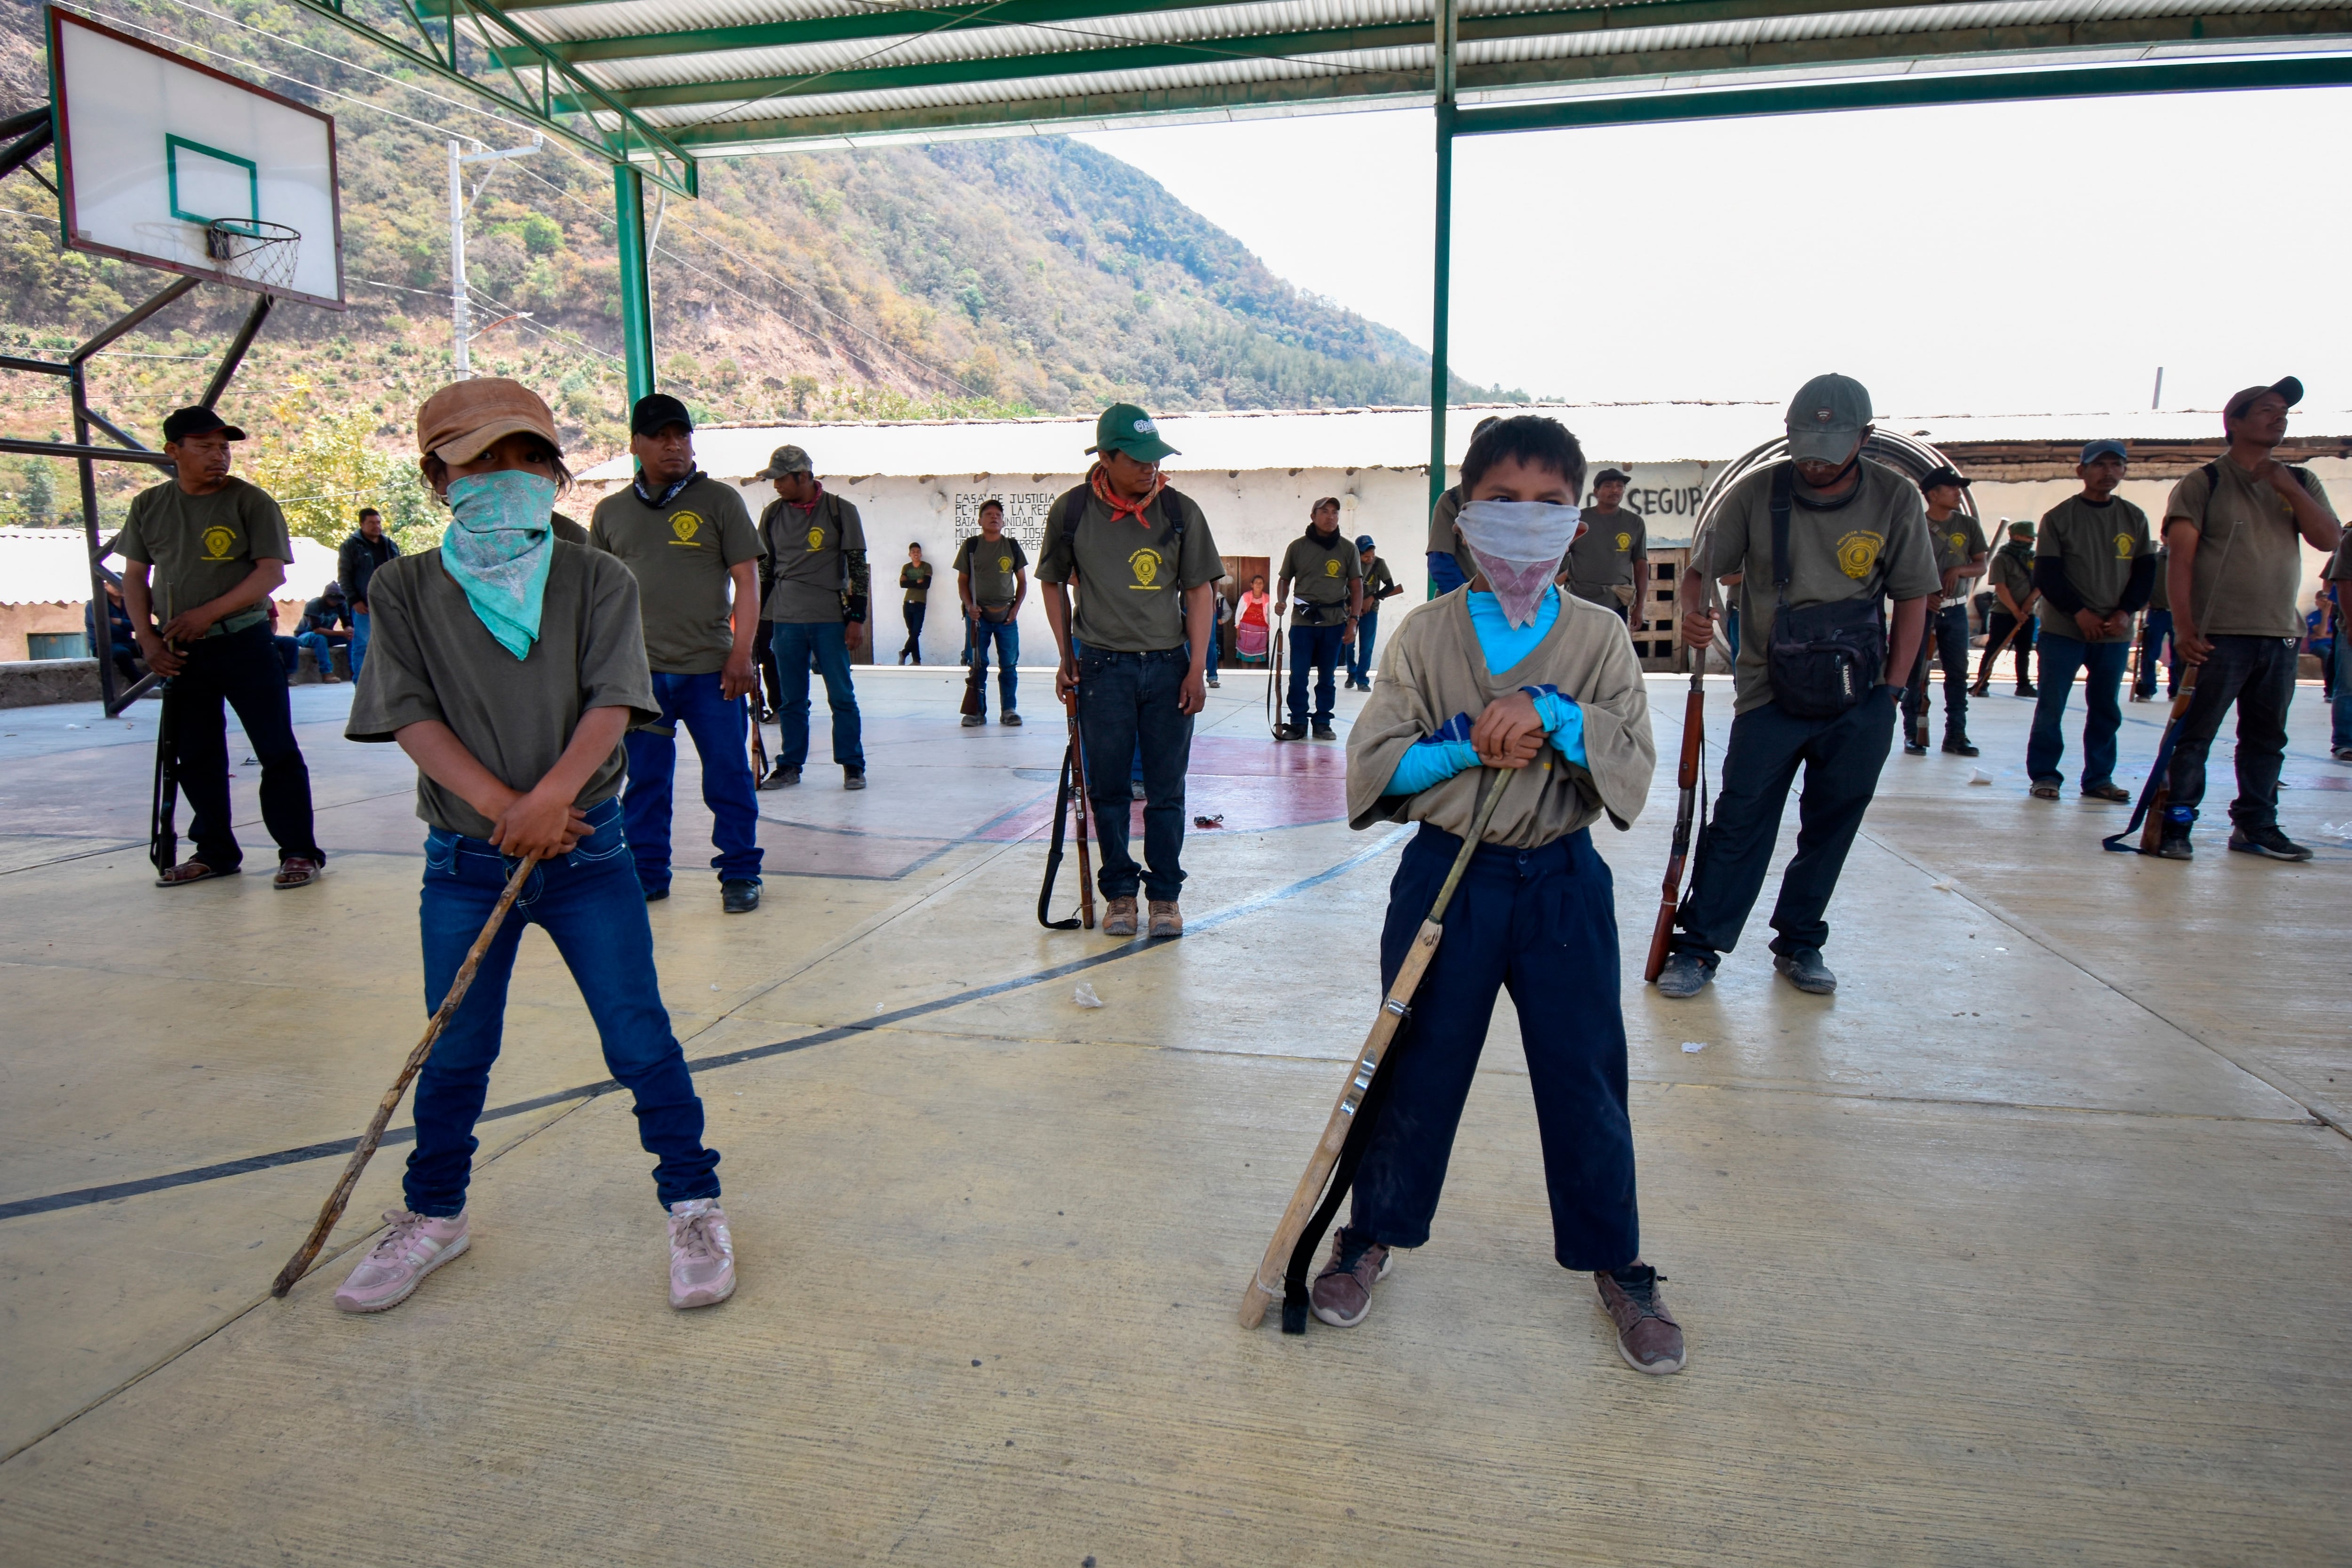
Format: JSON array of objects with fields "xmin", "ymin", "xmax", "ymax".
[{"xmin": 1348, "ymin": 821, "xmax": 1640, "ymax": 1273}]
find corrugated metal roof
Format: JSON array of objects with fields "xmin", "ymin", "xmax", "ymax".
[
  {"xmin": 476, "ymin": 0, "xmax": 2352, "ymax": 147},
  {"xmin": 0, "ymin": 528, "xmax": 341, "ymax": 607},
  {"xmin": 574, "ymin": 401, "xmax": 2352, "ymax": 481}
]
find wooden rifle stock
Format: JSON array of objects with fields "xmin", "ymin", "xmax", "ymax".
[{"xmin": 1644, "ymin": 655, "xmax": 1707, "ymax": 983}]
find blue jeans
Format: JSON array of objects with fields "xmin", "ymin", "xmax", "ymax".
[
  {"xmin": 2027, "ymin": 631, "xmax": 2128, "ymax": 788},
  {"xmin": 622, "ymin": 670, "xmax": 763, "ymax": 891},
  {"xmin": 1346, "ymin": 608, "xmax": 1380, "ymax": 685},
  {"xmin": 769, "ymin": 621, "xmax": 865, "ymax": 770},
  {"xmin": 350, "ymin": 609, "xmax": 371, "ymax": 678},
  {"xmin": 296, "ymin": 630, "xmax": 343, "ymax": 679},
  {"xmin": 969, "ymin": 613, "xmax": 1019, "ymax": 715},
  {"xmin": 1205, "ymin": 618, "xmax": 1221, "ymax": 679},
  {"xmin": 2165, "ymin": 634, "xmax": 2298, "ymax": 830},
  {"xmin": 1350, "ymin": 825, "xmax": 1636, "ymax": 1270},
  {"xmin": 1074, "ymin": 645, "xmax": 1193, "ymax": 902},
  {"xmin": 1671, "ymin": 690, "xmax": 1898, "ymax": 960},
  {"xmin": 1287, "ymin": 621, "xmax": 1345, "ymax": 726},
  {"xmin": 2134, "ymin": 608, "xmax": 2176, "ymax": 698},
  {"xmin": 2332, "ymin": 629, "xmax": 2352, "ymax": 751},
  {"xmin": 406, "ymin": 797, "xmax": 718, "ymax": 1216}
]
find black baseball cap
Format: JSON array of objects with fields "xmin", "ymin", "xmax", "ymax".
[
  {"xmin": 631, "ymin": 393, "xmax": 694, "ymax": 437},
  {"xmin": 1593, "ymin": 467, "xmax": 1632, "ymax": 486},
  {"xmin": 161, "ymin": 406, "xmax": 246, "ymax": 443},
  {"xmin": 1917, "ymin": 465, "xmax": 1970, "ymax": 493}
]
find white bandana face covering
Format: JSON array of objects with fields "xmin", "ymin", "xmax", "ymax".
[{"xmin": 1455, "ymin": 499, "xmax": 1581, "ymax": 628}]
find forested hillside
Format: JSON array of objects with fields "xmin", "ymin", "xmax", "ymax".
[{"xmin": 0, "ymin": 0, "xmax": 1525, "ymax": 544}]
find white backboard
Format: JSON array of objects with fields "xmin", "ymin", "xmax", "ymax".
[{"xmin": 49, "ymin": 8, "xmax": 344, "ymax": 309}]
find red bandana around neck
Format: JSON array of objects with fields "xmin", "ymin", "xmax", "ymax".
[
  {"xmin": 1089, "ymin": 462, "xmax": 1162, "ymax": 526},
  {"xmin": 784, "ymin": 479, "xmax": 825, "ymax": 512}
]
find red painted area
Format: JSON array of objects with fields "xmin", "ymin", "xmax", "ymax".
[{"xmin": 978, "ymin": 734, "xmax": 1349, "ymax": 840}]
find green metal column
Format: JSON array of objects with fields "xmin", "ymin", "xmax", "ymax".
[
  {"xmin": 613, "ymin": 162, "xmax": 656, "ymax": 405},
  {"xmin": 1426, "ymin": 0, "xmax": 1457, "ymax": 574}
]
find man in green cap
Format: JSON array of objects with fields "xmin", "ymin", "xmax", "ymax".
[
  {"xmin": 1972, "ymin": 520, "xmax": 2040, "ymax": 697},
  {"xmin": 1039, "ymin": 404, "xmax": 1225, "ymax": 939},
  {"xmin": 1657, "ymin": 373, "xmax": 1937, "ymax": 1001},
  {"xmin": 755, "ymin": 443, "xmax": 870, "ymax": 791}
]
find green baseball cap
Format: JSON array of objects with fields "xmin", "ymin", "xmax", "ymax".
[
  {"xmin": 1088, "ymin": 402, "xmax": 1178, "ymax": 463},
  {"xmin": 1784, "ymin": 372, "xmax": 1872, "ymax": 464}
]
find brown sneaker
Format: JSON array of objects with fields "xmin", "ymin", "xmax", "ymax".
[
  {"xmin": 1147, "ymin": 899, "xmax": 1182, "ymax": 938},
  {"xmin": 1309, "ymin": 1227, "xmax": 1391, "ymax": 1328},
  {"xmin": 1595, "ymin": 1263, "xmax": 1685, "ymax": 1375},
  {"xmin": 1101, "ymin": 895, "xmax": 1138, "ymax": 937}
]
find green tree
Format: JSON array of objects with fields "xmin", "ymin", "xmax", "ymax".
[
  {"xmin": 21, "ymin": 461, "xmax": 55, "ymax": 526},
  {"xmin": 246, "ymin": 381, "xmax": 439, "ymax": 549}
]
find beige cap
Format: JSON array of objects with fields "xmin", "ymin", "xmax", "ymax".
[{"xmin": 417, "ymin": 378, "xmax": 562, "ymax": 465}]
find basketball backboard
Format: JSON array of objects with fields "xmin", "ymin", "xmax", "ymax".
[{"xmin": 48, "ymin": 8, "xmax": 344, "ymax": 310}]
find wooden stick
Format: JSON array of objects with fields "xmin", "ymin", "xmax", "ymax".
[
  {"xmin": 1239, "ymin": 768, "xmax": 1511, "ymax": 1329},
  {"xmin": 1644, "ymin": 645, "xmax": 1707, "ymax": 983},
  {"xmin": 270, "ymin": 852, "xmax": 540, "ymax": 1298}
]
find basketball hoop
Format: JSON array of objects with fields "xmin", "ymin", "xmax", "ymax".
[{"xmin": 204, "ymin": 218, "xmax": 302, "ymax": 295}]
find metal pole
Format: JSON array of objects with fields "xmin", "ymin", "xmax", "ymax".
[
  {"xmin": 70, "ymin": 359, "xmax": 118, "ymax": 715},
  {"xmin": 449, "ymin": 141, "xmax": 471, "ymax": 378},
  {"xmin": 614, "ymin": 162, "xmax": 657, "ymax": 406},
  {"xmin": 1426, "ymin": 0, "xmax": 1457, "ymax": 527}
]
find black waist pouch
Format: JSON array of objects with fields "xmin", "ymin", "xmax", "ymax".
[{"xmin": 1765, "ymin": 467, "xmax": 1884, "ymax": 719}]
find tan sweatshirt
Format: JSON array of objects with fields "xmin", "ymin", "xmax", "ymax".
[{"xmin": 1345, "ymin": 591, "xmax": 1655, "ymax": 847}]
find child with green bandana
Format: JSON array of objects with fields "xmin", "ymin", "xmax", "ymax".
[{"xmin": 336, "ymin": 379, "xmax": 735, "ymax": 1316}]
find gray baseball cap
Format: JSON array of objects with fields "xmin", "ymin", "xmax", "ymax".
[
  {"xmin": 1784, "ymin": 373, "xmax": 1872, "ymax": 464},
  {"xmin": 755, "ymin": 444, "xmax": 813, "ymax": 478}
]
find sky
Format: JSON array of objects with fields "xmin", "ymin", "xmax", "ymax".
[{"xmin": 1078, "ymin": 86, "xmax": 2352, "ymax": 422}]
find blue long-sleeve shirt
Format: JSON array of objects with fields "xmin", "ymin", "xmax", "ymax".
[{"xmin": 1384, "ymin": 587, "xmax": 1587, "ymax": 795}]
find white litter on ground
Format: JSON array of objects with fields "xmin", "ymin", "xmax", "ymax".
[
  {"xmin": 1682, "ymin": 1041, "xmax": 1707, "ymax": 1053},
  {"xmin": 1073, "ymin": 983, "xmax": 1104, "ymax": 1009},
  {"xmin": 1969, "ymin": 768, "xmax": 1994, "ymax": 786}
]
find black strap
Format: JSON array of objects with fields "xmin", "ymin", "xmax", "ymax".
[
  {"xmin": 1279, "ymin": 1009, "xmax": 1413, "ymax": 1333},
  {"xmin": 149, "ymin": 677, "xmax": 179, "ymax": 874},
  {"xmin": 1037, "ymin": 740, "xmax": 1082, "ymax": 929},
  {"xmin": 1769, "ymin": 465, "xmax": 1794, "ymax": 596}
]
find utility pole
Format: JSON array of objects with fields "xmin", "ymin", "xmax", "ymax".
[
  {"xmin": 2151, "ymin": 366, "xmax": 2164, "ymax": 411},
  {"xmin": 448, "ymin": 136, "xmax": 542, "ymax": 378}
]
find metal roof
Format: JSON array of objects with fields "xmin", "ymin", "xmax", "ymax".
[
  {"xmin": 575, "ymin": 400, "xmax": 2352, "ymax": 480},
  {"xmin": 281, "ymin": 0, "xmax": 2350, "ymax": 172},
  {"xmin": 0, "ymin": 528, "xmax": 339, "ymax": 607}
]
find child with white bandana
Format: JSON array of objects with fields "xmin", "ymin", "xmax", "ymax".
[
  {"xmin": 337, "ymin": 380, "xmax": 736, "ymax": 1316},
  {"xmin": 1326, "ymin": 415, "xmax": 1682, "ymax": 1375}
]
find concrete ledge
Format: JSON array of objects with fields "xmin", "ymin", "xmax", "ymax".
[{"xmin": 0, "ymin": 658, "xmax": 100, "ymax": 709}]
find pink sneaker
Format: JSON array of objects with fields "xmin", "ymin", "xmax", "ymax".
[
  {"xmin": 667, "ymin": 1198, "xmax": 735, "ymax": 1309},
  {"xmin": 333, "ymin": 1209, "xmax": 469, "ymax": 1313}
]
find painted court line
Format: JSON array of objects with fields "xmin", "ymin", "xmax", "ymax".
[{"xmin": 0, "ymin": 826, "xmax": 1413, "ymax": 1223}]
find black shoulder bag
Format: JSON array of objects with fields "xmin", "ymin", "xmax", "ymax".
[{"xmin": 1765, "ymin": 466, "xmax": 1886, "ymax": 718}]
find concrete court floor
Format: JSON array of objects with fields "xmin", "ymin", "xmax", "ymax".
[{"xmin": 0, "ymin": 659, "xmax": 2347, "ymax": 1566}]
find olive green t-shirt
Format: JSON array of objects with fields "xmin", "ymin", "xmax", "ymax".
[
  {"xmin": 588, "ymin": 476, "xmax": 763, "ymax": 675},
  {"xmin": 954, "ymin": 532, "xmax": 1029, "ymax": 607},
  {"xmin": 2164, "ymin": 459, "xmax": 2338, "ymax": 638},
  {"xmin": 1037, "ymin": 486, "xmax": 1224, "ymax": 653},
  {"xmin": 1362, "ymin": 556, "xmax": 1399, "ymax": 604},
  {"xmin": 1427, "ymin": 485, "xmax": 1474, "ymax": 586},
  {"xmin": 1988, "ymin": 540, "xmax": 2035, "ymax": 610},
  {"xmin": 1564, "ymin": 507, "xmax": 1647, "ymax": 604},
  {"xmin": 760, "ymin": 492, "xmax": 866, "ymax": 624},
  {"xmin": 900, "ymin": 561, "xmax": 932, "ymax": 604},
  {"xmin": 2034, "ymin": 494, "xmax": 2152, "ymax": 642},
  {"xmin": 2148, "ymin": 548, "xmax": 2170, "ymax": 613},
  {"xmin": 1280, "ymin": 528, "xmax": 1361, "ymax": 625},
  {"xmin": 114, "ymin": 477, "xmax": 293, "ymax": 632},
  {"xmin": 1926, "ymin": 511, "xmax": 1990, "ymax": 604},
  {"xmin": 1693, "ymin": 459, "xmax": 1942, "ymax": 715},
  {"xmin": 345, "ymin": 542, "xmax": 659, "ymax": 840}
]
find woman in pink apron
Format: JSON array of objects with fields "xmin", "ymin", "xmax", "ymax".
[{"xmin": 1235, "ymin": 574, "xmax": 1271, "ymax": 663}]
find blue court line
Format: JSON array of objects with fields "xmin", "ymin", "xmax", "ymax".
[{"xmin": 0, "ymin": 826, "xmax": 1413, "ymax": 1224}]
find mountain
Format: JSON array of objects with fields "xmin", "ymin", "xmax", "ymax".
[{"xmin": 0, "ymin": 0, "xmax": 1527, "ymax": 539}]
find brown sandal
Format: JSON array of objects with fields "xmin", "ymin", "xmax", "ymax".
[
  {"xmin": 155, "ymin": 861, "xmax": 236, "ymax": 887},
  {"xmin": 273, "ymin": 856, "xmax": 324, "ymax": 890}
]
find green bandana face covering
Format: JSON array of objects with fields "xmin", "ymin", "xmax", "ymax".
[{"xmin": 440, "ymin": 470, "xmax": 557, "ymax": 659}]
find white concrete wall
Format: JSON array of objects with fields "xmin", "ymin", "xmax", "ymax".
[{"xmin": 718, "ymin": 456, "xmax": 1729, "ymax": 663}]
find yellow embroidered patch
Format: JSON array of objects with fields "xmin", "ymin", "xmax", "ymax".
[
  {"xmin": 807, "ymin": 526, "xmax": 825, "ymax": 550},
  {"xmin": 200, "ymin": 526, "xmax": 237, "ymax": 561},
  {"xmin": 1835, "ymin": 531, "xmax": 1883, "ymax": 581},
  {"xmin": 1128, "ymin": 548, "xmax": 1162, "ymax": 588}
]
